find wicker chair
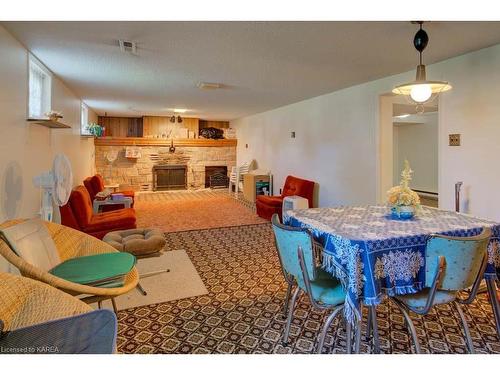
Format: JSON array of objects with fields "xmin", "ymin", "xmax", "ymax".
[
  {"xmin": 0, "ymin": 272, "xmax": 91, "ymax": 331},
  {"xmin": 0, "ymin": 219, "xmax": 139, "ymax": 313}
]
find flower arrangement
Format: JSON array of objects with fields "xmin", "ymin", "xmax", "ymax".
[
  {"xmin": 86, "ymin": 122, "xmax": 103, "ymax": 137},
  {"xmin": 387, "ymin": 160, "xmax": 420, "ymax": 219}
]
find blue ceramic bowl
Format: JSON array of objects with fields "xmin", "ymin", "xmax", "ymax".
[{"xmin": 390, "ymin": 206, "xmax": 415, "ymax": 220}]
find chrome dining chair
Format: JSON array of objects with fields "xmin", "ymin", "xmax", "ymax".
[
  {"xmin": 390, "ymin": 227, "xmax": 491, "ymax": 354},
  {"xmin": 271, "ymin": 214, "xmax": 360, "ymax": 353}
]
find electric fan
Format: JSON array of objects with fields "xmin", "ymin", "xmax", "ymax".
[{"xmin": 32, "ymin": 154, "xmax": 73, "ymax": 221}]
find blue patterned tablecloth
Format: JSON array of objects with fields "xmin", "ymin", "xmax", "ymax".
[{"xmin": 284, "ymin": 205, "xmax": 500, "ymax": 323}]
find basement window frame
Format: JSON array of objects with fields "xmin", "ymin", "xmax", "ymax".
[
  {"xmin": 27, "ymin": 54, "xmax": 52, "ymax": 120},
  {"xmin": 80, "ymin": 102, "xmax": 92, "ymax": 136}
]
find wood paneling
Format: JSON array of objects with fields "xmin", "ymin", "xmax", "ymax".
[
  {"xmin": 143, "ymin": 116, "xmax": 199, "ymax": 138},
  {"xmin": 98, "ymin": 116, "xmax": 143, "ymax": 137},
  {"xmin": 94, "ymin": 137, "xmax": 237, "ymax": 147}
]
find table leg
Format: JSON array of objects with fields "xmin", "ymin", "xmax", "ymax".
[
  {"xmin": 486, "ymin": 278, "xmax": 500, "ymax": 337},
  {"xmin": 369, "ymin": 306, "xmax": 380, "ymax": 354}
]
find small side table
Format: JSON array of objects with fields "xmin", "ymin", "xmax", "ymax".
[
  {"xmin": 93, "ymin": 197, "xmax": 133, "ymax": 214},
  {"xmin": 282, "ymin": 195, "xmax": 309, "ymax": 221}
]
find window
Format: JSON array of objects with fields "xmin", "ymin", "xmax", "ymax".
[
  {"xmin": 28, "ymin": 55, "xmax": 52, "ymax": 119},
  {"xmin": 81, "ymin": 102, "xmax": 90, "ymax": 135}
]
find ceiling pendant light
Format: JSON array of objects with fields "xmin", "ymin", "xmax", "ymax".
[{"xmin": 392, "ymin": 21, "xmax": 452, "ymax": 113}]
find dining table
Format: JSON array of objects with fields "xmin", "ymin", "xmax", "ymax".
[{"xmin": 284, "ymin": 205, "xmax": 500, "ymax": 351}]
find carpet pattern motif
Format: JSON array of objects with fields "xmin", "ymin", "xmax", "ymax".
[
  {"xmin": 134, "ymin": 190, "xmax": 265, "ymax": 233},
  {"xmin": 116, "ymin": 224, "xmax": 500, "ymax": 354}
]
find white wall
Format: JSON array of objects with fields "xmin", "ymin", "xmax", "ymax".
[
  {"xmin": 0, "ymin": 25, "xmax": 96, "ymax": 222},
  {"xmin": 232, "ymin": 43, "xmax": 500, "ymax": 220},
  {"xmin": 393, "ymin": 113, "xmax": 438, "ymax": 193}
]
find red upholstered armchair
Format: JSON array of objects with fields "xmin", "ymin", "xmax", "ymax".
[
  {"xmin": 84, "ymin": 174, "xmax": 135, "ymax": 212},
  {"xmin": 60, "ymin": 186, "xmax": 137, "ymax": 239},
  {"xmin": 256, "ymin": 175, "xmax": 315, "ymax": 221}
]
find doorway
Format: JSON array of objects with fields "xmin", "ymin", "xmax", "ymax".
[{"xmin": 378, "ymin": 94, "xmax": 439, "ymax": 207}]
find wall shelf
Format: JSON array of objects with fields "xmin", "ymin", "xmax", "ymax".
[{"xmin": 27, "ymin": 118, "xmax": 71, "ymax": 129}]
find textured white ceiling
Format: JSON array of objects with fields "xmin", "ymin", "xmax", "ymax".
[{"xmin": 3, "ymin": 21, "xmax": 500, "ymax": 120}]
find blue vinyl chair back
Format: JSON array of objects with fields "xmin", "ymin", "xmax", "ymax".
[
  {"xmin": 271, "ymin": 214, "xmax": 315, "ymax": 288},
  {"xmin": 425, "ymin": 228, "xmax": 491, "ymax": 291}
]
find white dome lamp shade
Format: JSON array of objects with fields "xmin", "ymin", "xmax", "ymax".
[{"xmin": 392, "ymin": 22, "xmax": 452, "ymax": 113}]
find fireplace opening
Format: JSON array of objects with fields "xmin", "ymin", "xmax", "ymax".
[
  {"xmin": 153, "ymin": 165, "xmax": 187, "ymax": 191},
  {"xmin": 205, "ymin": 166, "xmax": 228, "ymax": 189}
]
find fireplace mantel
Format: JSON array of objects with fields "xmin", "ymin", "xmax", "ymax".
[{"xmin": 94, "ymin": 137, "xmax": 237, "ymax": 147}]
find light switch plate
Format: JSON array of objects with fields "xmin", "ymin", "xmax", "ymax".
[
  {"xmin": 449, "ymin": 134, "xmax": 461, "ymax": 146},
  {"xmin": 291, "ymin": 131, "xmax": 296, "ymax": 138}
]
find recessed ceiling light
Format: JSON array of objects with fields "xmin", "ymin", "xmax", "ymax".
[
  {"xmin": 197, "ymin": 82, "xmax": 222, "ymax": 90},
  {"xmin": 168, "ymin": 108, "xmax": 188, "ymax": 113}
]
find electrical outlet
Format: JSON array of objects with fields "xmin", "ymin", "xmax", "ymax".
[
  {"xmin": 245, "ymin": 143, "xmax": 248, "ymax": 149},
  {"xmin": 291, "ymin": 131, "xmax": 295, "ymax": 138},
  {"xmin": 449, "ymin": 134, "xmax": 461, "ymax": 146}
]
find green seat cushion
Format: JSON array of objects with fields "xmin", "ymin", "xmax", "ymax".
[
  {"xmin": 49, "ymin": 253, "xmax": 136, "ymax": 287},
  {"xmin": 395, "ymin": 288, "xmax": 457, "ymax": 310},
  {"xmin": 306, "ymin": 268, "xmax": 346, "ymax": 306}
]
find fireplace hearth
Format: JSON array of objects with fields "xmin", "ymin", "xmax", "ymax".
[{"xmin": 153, "ymin": 165, "xmax": 187, "ymax": 191}]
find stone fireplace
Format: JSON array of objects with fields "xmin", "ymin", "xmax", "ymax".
[
  {"xmin": 94, "ymin": 138, "xmax": 236, "ymax": 191},
  {"xmin": 153, "ymin": 165, "xmax": 187, "ymax": 191}
]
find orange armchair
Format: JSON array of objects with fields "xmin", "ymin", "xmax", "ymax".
[
  {"xmin": 84, "ymin": 174, "xmax": 134, "ymax": 212},
  {"xmin": 256, "ymin": 175, "xmax": 315, "ymax": 221},
  {"xmin": 60, "ymin": 186, "xmax": 137, "ymax": 239}
]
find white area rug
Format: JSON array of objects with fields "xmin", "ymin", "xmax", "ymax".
[{"xmin": 98, "ymin": 250, "xmax": 208, "ymax": 311}]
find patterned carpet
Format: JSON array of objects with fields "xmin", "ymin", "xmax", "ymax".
[
  {"xmin": 116, "ymin": 223, "xmax": 500, "ymax": 354},
  {"xmin": 134, "ymin": 190, "xmax": 265, "ymax": 233}
]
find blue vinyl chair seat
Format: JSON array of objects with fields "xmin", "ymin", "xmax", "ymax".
[
  {"xmin": 309, "ymin": 269, "xmax": 346, "ymax": 305},
  {"xmin": 395, "ymin": 289, "xmax": 457, "ymax": 309}
]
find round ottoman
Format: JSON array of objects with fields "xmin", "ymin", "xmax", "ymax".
[{"xmin": 103, "ymin": 228, "xmax": 166, "ymax": 257}]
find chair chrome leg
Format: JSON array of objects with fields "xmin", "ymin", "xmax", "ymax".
[
  {"xmin": 454, "ymin": 301, "xmax": 475, "ymax": 354},
  {"xmin": 282, "ymin": 287, "xmax": 300, "ymax": 346},
  {"xmin": 282, "ymin": 281, "xmax": 293, "ymax": 319},
  {"xmin": 486, "ymin": 278, "xmax": 500, "ymax": 337},
  {"xmin": 346, "ymin": 321, "xmax": 352, "ymax": 354},
  {"xmin": 111, "ymin": 298, "xmax": 118, "ymax": 314},
  {"xmin": 316, "ymin": 306, "xmax": 343, "ymax": 354},
  {"xmin": 369, "ymin": 306, "xmax": 380, "ymax": 354},
  {"xmin": 136, "ymin": 283, "xmax": 148, "ymax": 296},
  {"xmin": 354, "ymin": 320, "xmax": 362, "ymax": 354},
  {"xmin": 97, "ymin": 300, "xmax": 102, "ymax": 309},
  {"xmin": 392, "ymin": 299, "xmax": 421, "ymax": 354}
]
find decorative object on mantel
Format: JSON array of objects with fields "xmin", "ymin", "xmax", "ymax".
[
  {"xmin": 387, "ymin": 160, "xmax": 421, "ymax": 220},
  {"xmin": 86, "ymin": 123, "xmax": 104, "ymax": 137},
  {"xmin": 392, "ymin": 21, "xmax": 452, "ymax": 114},
  {"xmin": 169, "ymin": 139, "xmax": 176, "ymax": 153},
  {"xmin": 125, "ymin": 147, "xmax": 141, "ymax": 159},
  {"xmin": 45, "ymin": 110, "xmax": 63, "ymax": 122},
  {"xmin": 199, "ymin": 127, "xmax": 224, "ymax": 139},
  {"xmin": 223, "ymin": 128, "xmax": 236, "ymax": 139},
  {"xmin": 105, "ymin": 149, "xmax": 119, "ymax": 183}
]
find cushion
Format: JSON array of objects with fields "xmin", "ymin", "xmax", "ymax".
[
  {"xmin": 0, "ymin": 219, "xmax": 61, "ymax": 272},
  {"xmin": 299, "ymin": 269, "xmax": 346, "ymax": 306},
  {"xmin": 256, "ymin": 195, "xmax": 283, "ymax": 207},
  {"xmin": 49, "ymin": 252, "xmax": 136, "ymax": 287},
  {"xmin": 69, "ymin": 186, "xmax": 94, "ymax": 226},
  {"xmin": 103, "ymin": 228, "xmax": 166, "ymax": 256},
  {"xmin": 395, "ymin": 288, "xmax": 458, "ymax": 309},
  {"xmin": 84, "ymin": 208, "xmax": 137, "ymax": 232}
]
